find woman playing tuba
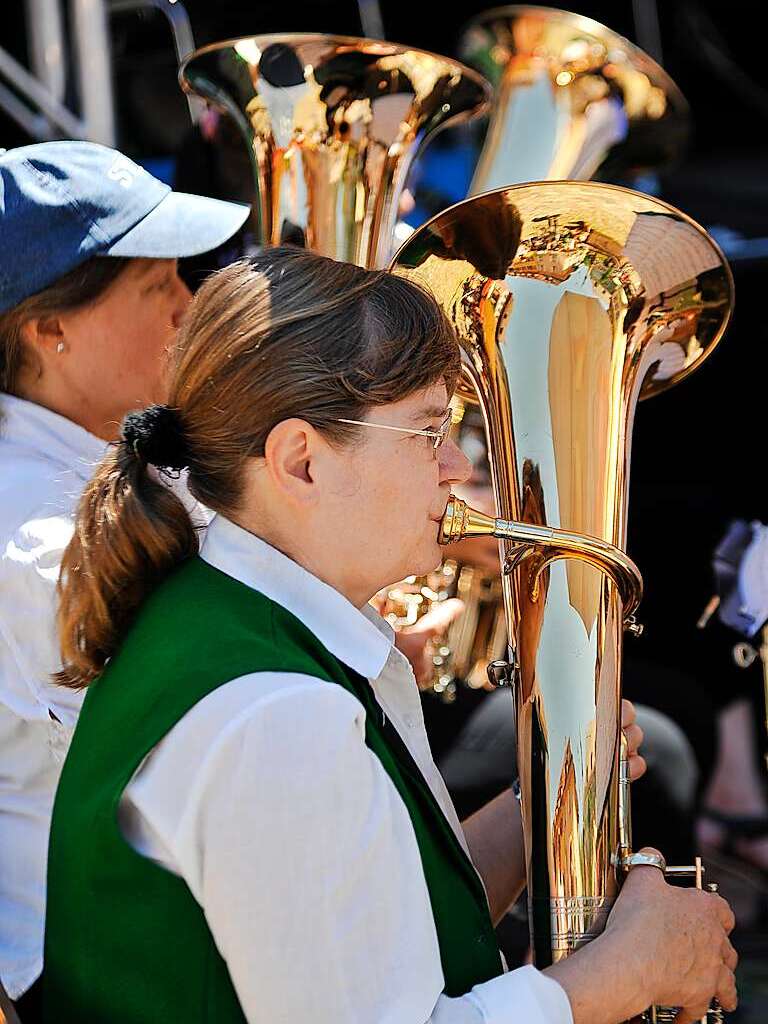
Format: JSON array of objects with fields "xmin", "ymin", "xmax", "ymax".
[{"xmin": 43, "ymin": 247, "xmax": 736, "ymax": 1024}]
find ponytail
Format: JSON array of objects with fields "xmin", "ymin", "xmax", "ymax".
[{"xmin": 56, "ymin": 435, "xmax": 198, "ymax": 688}]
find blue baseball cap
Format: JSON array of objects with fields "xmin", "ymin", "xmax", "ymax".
[{"xmin": 0, "ymin": 140, "xmax": 251, "ymax": 314}]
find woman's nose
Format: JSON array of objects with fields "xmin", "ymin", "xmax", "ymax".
[{"xmin": 439, "ymin": 438, "xmax": 473, "ymax": 485}]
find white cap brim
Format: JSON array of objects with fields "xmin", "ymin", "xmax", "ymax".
[{"xmin": 106, "ymin": 190, "xmax": 250, "ymax": 258}]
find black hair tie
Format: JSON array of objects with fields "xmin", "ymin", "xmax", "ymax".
[{"xmin": 120, "ymin": 405, "xmax": 189, "ymax": 471}]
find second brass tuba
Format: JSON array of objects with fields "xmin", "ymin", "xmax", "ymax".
[
  {"xmin": 391, "ymin": 180, "xmax": 733, "ymax": 1022},
  {"xmin": 179, "ymin": 34, "xmax": 489, "ymax": 268}
]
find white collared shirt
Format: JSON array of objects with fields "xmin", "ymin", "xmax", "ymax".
[
  {"xmin": 120, "ymin": 515, "xmax": 572, "ymax": 1024},
  {"xmin": 0, "ymin": 394, "xmax": 105, "ymax": 997}
]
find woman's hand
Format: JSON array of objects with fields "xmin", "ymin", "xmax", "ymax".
[
  {"xmin": 607, "ymin": 856, "xmax": 738, "ymax": 1023},
  {"xmin": 546, "ymin": 853, "xmax": 738, "ymax": 1024},
  {"xmin": 622, "ymin": 698, "xmax": 646, "ymax": 782}
]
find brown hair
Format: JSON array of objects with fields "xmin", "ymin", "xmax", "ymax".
[
  {"xmin": 56, "ymin": 246, "xmax": 460, "ymax": 688},
  {"xmin": 0, "ymin": 257, "xmax": 132, "ymax": 395}
]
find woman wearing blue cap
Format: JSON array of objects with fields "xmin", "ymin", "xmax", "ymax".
[{"xmin": 0, "ymin": 140, "xmax": 249, "ymax": 1016}]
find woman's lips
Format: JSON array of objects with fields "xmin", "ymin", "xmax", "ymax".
[{"xmin": 431, "ymin": 494, "xmax": 452, "ymax": 522}]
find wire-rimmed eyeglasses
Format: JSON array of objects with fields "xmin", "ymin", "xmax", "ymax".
[{"xmin": 336, "ymin": 409, "xmax": 452, "ymax": 452}]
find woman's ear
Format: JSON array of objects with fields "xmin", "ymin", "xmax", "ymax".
[
  {"xmin": 263, "ymin": 418, "xmax": 317, "ymax": 504},
  {"xmin": 20, "ymin": 315, "xmax": 66, "ymax": 358}
]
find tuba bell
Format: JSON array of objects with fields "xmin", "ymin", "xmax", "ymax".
[
  {"xmin": 391, "ymin": 180, "xmax": 734, "ymax": 1023},
  {"xmin": 459, "ymin": 5, "xmax": 689, "ymax": 192},
  {"xmin": 179, "ymin": 33, "xmax": 489, "ymax": 268}
]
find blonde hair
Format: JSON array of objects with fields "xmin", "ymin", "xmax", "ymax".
[{"xmin": 56, "ymin": 246, "xmax": 460, "ymax": 688}]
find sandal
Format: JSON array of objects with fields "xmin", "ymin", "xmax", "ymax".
[
  {"xmin": 702, "ymin": 808, "xmax": 768, "ymax": 842},
  {"xmin": 699, "ymin": 808, "xmax": 768, "ymax": 891}
]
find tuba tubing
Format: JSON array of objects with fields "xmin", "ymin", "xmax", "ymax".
[{"xmin": 439, "ymin": 494, "xmax": 643, "ymax": 622}]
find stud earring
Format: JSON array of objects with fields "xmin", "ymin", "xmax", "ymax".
[{"xmin": 56, "ymin": 342, "xmax": 65, "ymax": 354}]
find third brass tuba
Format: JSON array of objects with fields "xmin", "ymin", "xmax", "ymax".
[
  {"xmin": 459, "ymin": 5, "xmax": 689, "ymax": 192},
  {"xmin": 391, "ymin": 180, "xmax": 733, "ymax": 1022}
]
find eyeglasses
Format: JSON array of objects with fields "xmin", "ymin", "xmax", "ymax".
[{"xmin": 337, "ymin": 409, "xmax": 452, "ymax": 452}]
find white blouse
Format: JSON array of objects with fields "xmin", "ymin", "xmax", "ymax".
[
  {"xmin": 0, "ymin": 394, "xmax": 99, "ymax": 997},
  {"xmin": 119, "ymin": 515, "xmax": 573, "ymax": 1024},
  {"xmin": 0, "ymin": 394, "xmax": 205, "ymax": 999}
]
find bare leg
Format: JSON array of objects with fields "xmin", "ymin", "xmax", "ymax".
[{"xmin": 699, "ymin": 697, "xmax": 768, "ymax": 870}]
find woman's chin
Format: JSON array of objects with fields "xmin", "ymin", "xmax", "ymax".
[
  {"xmin": 389, "ymin": 536, "xmax": 444, "ymax": 583},
  {"xmin": 414, "ymin": 546, "xmax": 443, "ymax": 577}
]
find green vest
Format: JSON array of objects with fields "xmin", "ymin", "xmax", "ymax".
[{"xmin": 44, "ymin": 557, "xmax": 502, "ymax": 1022}]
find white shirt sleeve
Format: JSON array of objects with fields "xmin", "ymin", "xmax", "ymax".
[
  {"xmin": 120, "ymin": 673, "xmax": 572, "ymax": 1024},
  {"xmin": 0, "ymin": 514, "xmax": 84, "ymax": 726}
]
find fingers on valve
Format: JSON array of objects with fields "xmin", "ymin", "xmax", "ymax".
[
  {"xmin": 710, "ymin": 892, "xmax": 736, "ymax": 934},
  {"xmin": 623, "ymin": 722, "xmax": 644, "ymax": 754},
  {"xmin": 620, "ymin": 698, "xmax": 636, "ymax": 728},
  {"xmin": 722, "ymin": 937, "xmax": 738, "ymax": 972},
  {"xmin": 628, "ymin": 753, "xmax": 647, "ymax": 782},
  {"xmin": 716, "ymin": 964, "xmax": 738, "ymax": 1012}
]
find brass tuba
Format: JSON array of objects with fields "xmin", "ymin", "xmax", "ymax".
[
  {"xmin": 391, "ymin": 181, "xmax": 734, "ymax": 1022},
  {"xmin": 179, "ymin": 34, "xmax": 489, "ymax": 268},
  {"xmin": 459, "ymin": 5, "xmax": 689, "ymax": 192}
]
